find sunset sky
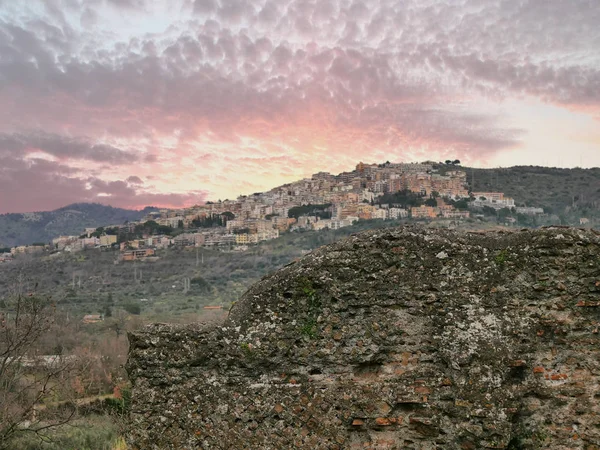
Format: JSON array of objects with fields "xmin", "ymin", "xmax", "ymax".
[{"xmin": 0, "ymin": 0, "xmax": 599, "ymax": 213}]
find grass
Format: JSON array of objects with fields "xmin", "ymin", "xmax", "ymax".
[
  {"xmin": 495, "ymin": 249, "xmax": 508, "ymax": 266},
  {"xmin": 297, "ymin": 277, "xmax": 321, "ymax": 339},
  {"xmin": 300, "ymin": 318, "xmax": 318, "ymax": 339}
]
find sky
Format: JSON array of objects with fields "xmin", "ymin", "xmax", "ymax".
[{"xmin": 0, "ymin": 0, "xmax": 599, "ymax": 213}]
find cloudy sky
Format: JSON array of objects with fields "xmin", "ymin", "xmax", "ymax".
[{"xmin": 0, "ymin": 0, "xmax": 599, "ymax": 213}]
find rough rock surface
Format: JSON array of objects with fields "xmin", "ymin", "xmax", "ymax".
[{"xmin": 126, "ymin": 226, "xmax": 600, "ymax": 449}]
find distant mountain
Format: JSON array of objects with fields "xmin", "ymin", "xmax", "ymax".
[{"xmin": 0, "ymin": 203, "xmax": 158, "ymax": 247}]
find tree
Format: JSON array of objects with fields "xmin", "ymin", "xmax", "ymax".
[
  {"xmin": 425, "ymin": 198, "xmax": 438, "ymax": 207},
  {"xmin": 498, "ymin": 208, "xmax": 512, "ymax": 219},
  {"xmin": 454, "ymin": 199, "xmax": 470, "ymax": 210},
  {"xmin": 288, "ymin": 204, "xmax": 332, "ymax": 219},
  {"xmin": 123, "ymin": 303, "xmax": 141, "ymax": 315},
  {"xmin": 452, "ymin": 159, "xmax": 461, "ymax": 165},
  {"xmin": 111, "ymin": 310, "xmax": 129, "ymax": 338},
  {"xmin": 482, "ymin": 206, "xmax": 497, "ymax": 216},
  {"xmin": 1, "ymin": 287, "xmax": 75, "ymax": 448}
]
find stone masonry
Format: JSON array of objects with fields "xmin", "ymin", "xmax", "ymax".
[{"xmin": 126, "ymin": 226, "xmax": 600, "ymax": 449}]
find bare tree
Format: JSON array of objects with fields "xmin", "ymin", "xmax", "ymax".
[{"xmin": 0, "ymin": 281, "xmax": 75, "ymax": 449}]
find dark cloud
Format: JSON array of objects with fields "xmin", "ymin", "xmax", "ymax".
[
  {"xmin": 218, "ymin": 0, "xmax": 255, "ymax": 23},
  {"xmin": 193, "ymin": 0, "xmax": 218, "ymax": 14},
  {"xmin": 441, "ymin": 54, "xmax": 600, "ymax": 106},
  {"xmin": 127, "ymin": 175, "xmax": 144, "ymax": 184},
  {"xmin": 0, "ymin": 0, "xmax": 598, "ymax": 211},
  {"xmin": 0, "ymin": 132, "xmax": 139, "ymax": 164},
  {"xmin": 0, "ymin": 154, "xmax": 207, "ymax": 213}
]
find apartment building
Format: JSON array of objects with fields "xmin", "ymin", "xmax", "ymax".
[
  {"xmin": 411, "ymin": 206, "xmax": 438, "ymax": 219},
  {"xmin": 99, "ymin": 235, "xmax": 118, "ymax": 246}
]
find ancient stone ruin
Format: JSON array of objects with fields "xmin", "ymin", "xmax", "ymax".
[{"xmin": 126, "ymin": 226, "xmax": 600, "ymax": 449}]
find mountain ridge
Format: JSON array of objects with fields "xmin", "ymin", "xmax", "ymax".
[
  {"xmin": 0, "ymin": 203, "xmax": 158, "ymax": 248},
  {"xmin": 1, "ymin": 164, "xmax": 599, "ymax": 247}
]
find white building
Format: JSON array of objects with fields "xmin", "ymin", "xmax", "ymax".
[
  {"xmin": 388, "ymin": 208, "xmax": 409, "ymax": 220},
  {"xmin": 515, "ymin": 207, "xmax": 544, "ymax": 215}
]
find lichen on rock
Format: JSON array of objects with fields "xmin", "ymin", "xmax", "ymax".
[{"xmin": 126, "ymin": 226, "xmax": 600, "ymax": 449}]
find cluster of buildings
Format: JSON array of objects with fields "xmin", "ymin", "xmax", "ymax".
[
  {"xmin": 116, "ymin": 227, "xmax": 282, "ymax": 261},
  {"xmin": 3, "ymin": 161, "xmax": 560, "ymax": 262},
  {"xmin": 51, "ymin": 233, "xmax": 118, "ymax": 252},
  {"xmin": 8, "ymin": 244, "xmax": 45, "ymax": 255},
  {"xmin": 139, "ymin": 162, "xmax": 471, "ymax": 233},
  {"xmin": 84, "ymin": 162, "xmax": 475, "ymax": 260},
  {"xmin": 470, "ymin": 192, "xmax": 546, "ymax": 215}
]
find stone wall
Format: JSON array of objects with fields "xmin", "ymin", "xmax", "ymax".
[{"xmin": 126, "ymin": 226, "xmax": 600, "ymax": 449}]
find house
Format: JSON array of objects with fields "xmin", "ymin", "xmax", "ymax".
[
  {"xmin": 121, "ymin": 248, "xmax": 156, "ymax": 261},
  {"xmin": 515, "ymin": 207, "xmax": 544, "ymax": 215},
  {"xmin": 100, "ymin": 235, "xmax": 118, "ymax": 246},
  {"xmin": 53, "ymin": 236, "xmax": 77, "ymax": 250},
  {"xmin": 10, "ymin": 246, "xmax": 27, "ymax": 255},
  {"xmin": 388, "ymin": 208, "xmax": 409, "ymax": 220},
  {"xmin": 411, "ymin": 206, "xmax": 438, "ymax": 219},
  {"xmin": 472, "ymin": 192, "xmax": 505, "ymax": 202},
  {"xmin": 372, "ymin": 208, "xmax": 387, "ymax": 220},
  {"xmin": 441, "ymin": 210, "xmax": 470, "ymax": 219},
  {"xmin": 77, "ymin": 237, "xmax": 99, "ymax": 249},
  {"xmin": 312, "ymin": 220, "xmax": 331, "ymax": 231},
  {"xmin": 235, "ymin": 233, "xmax": 259, "ymax": 245}
]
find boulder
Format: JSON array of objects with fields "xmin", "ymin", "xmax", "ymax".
[{"xmin": 126, "ymin": 226, "xmax": 600, "ymax": 449}]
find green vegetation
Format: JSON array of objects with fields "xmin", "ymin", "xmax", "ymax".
[
  {"xmin": 123, "ymin": 303, "xmax": 141, "ymax": 315},
  {"xmin": 191, "ymin": 213, "xmax": 231, "ymax": 228},
  {"xmin": 377, "ymin": 189, "xmax": 424, "ymax": 208},
  {"xmin": 297, "ymin": 277, "xmax": 321, "ymax": 339},
  {"xmin": 239, "ymin": 342, "xmax": 254, "ymax": 359},
  {"xmin": 495, "ymin": 249, "xmax": 509, "ymax": 266},
  {"xmin": 464, "ymin": 165, "xmax": 600, "ymax": 221},
  {"xmin": 300, "ymin": 318, "xmax": 318, "ymax": 339},
  {"xmin": 0, "ymin": 219, "xmax": 418, "ymax": 324},
  {"xmin": 131, "ymin": 220, "xmax": 172, "ymax": 236},
  {"xmin": 288, "ymin": 204, "xmax": 332, "ymax": 219}
]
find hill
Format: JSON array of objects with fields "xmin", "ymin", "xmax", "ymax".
[
  {"xmin": 459, "ymin": 165, "xmax": 600, "ymax": 216},
  {"xmin": 0, "ymin": 203, "xmax": 157, "ymax": 248},
  {"xmin": 2, "ymin": 164, "xmax": 598, "ymax": 248},
  {"xmin": 0, "ymin": 218, "xmax": 432, "ymax": 320}
]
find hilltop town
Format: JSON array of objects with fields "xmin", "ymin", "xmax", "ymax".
[{"xmin": 1, "ymin": 161, "xmax": 582, "ymax": 263}]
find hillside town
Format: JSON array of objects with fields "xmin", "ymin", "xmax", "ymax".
[{"xmin": 3, "ymin": 161, "xmax": 554, "ymax": 261}]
